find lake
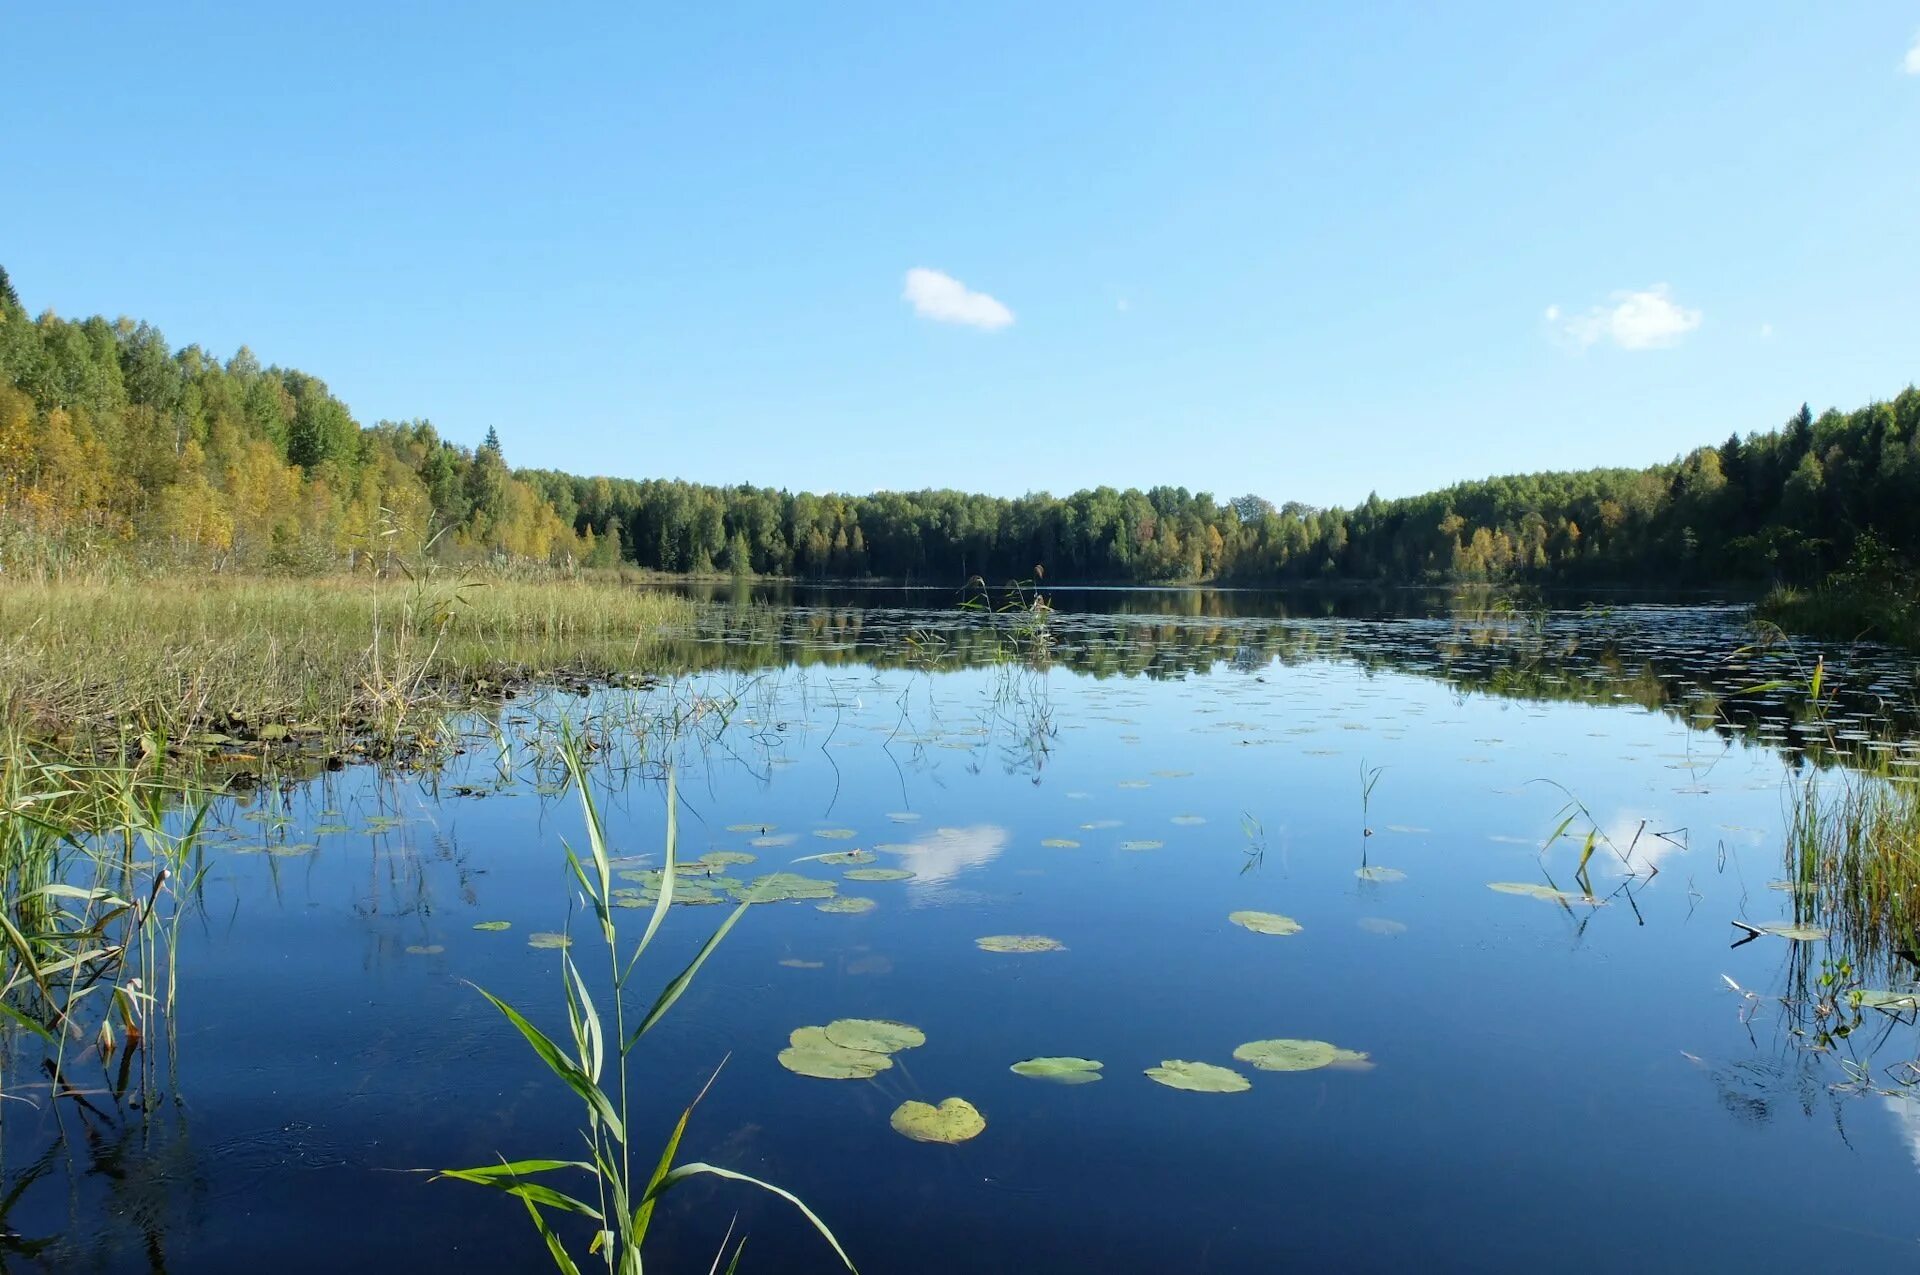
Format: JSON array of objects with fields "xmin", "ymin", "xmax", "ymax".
[{"xmin": 15, "ymin": 586, "xmax": 1920, "ymax": 1272}]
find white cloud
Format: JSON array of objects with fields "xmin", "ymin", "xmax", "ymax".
[
  {"xmin": 1760, "ymin": 322, "xmax": 1774, "ymax": 339},
  {"xmin": 902, "ymin": 267, "xmax": 1014, "ymax": 330},
  {"xmin": 1904, "ymin": 31, "xmax": 1920, "ymax": 74},
  {"xmin": 1546, "ymin": 283, "xmax": 1702, "ymax": 350}
]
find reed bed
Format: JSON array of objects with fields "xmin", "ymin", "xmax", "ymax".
[{"xmin": 0, "ymin": 575, "xmax": 695, "ymax": 744}]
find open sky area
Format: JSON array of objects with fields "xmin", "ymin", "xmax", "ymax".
[{"xmin": 7, "ymin": 2, "xmax": 1919, "ymax": 505}]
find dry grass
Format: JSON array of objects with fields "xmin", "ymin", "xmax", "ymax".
[{"xmin": 0, "ymin": 574, "xmax": 694, "ymax": 743}]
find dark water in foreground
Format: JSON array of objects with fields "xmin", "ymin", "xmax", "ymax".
[{"xmin": 15, "ymin": 589, "xmax": 1920, "ymax": 1271}]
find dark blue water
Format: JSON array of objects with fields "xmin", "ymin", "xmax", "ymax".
[{"xmin": 13, "ymin": 592, "xmax": 1920, "ymax": 1271}]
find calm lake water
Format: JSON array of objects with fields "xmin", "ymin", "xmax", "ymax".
[{"xmin": 18, "ymin": 587, "xmax": 1920, "ymax": 1271}]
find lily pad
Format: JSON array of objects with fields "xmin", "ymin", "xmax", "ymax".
[
  {"xmin": 1232, "ymin": 1038, "xmax": 1337, "ymax": 1072},
  {"xmin": 1853, "ymin": 989, "xmax": 1920, "ymax": 1012},
  {"xmin": 1756, "ymin": 922, "xmax": 1829, "ymax": 941},
  {"xmin": 1229, "ymin": 910, "xmax": 1302, "ymax": 936},
  {"xmin": 313, "ymin": 823, "xmax": 352, "ymax": 836},
  {"xmin": 976, "ymin": 935, "xmax": 1065, "ymax": 954},
  {"xmin": 778, "ymin": 958, "xmax": 824, "ymax": 969},
  {"xmin": 1040, "ymin": 838, "xmax": 1080, "ymax": 849},
  {"xmin": 472, "ymin": 920, "xmax": 512, "ymax": 932},
  {"xmin": 405, "ymin": 944, "xmax": 444, "ymax": 956},
  {"xmin": 1487, "ymin": 882, "xmax": 1581, "ymax": 903},
  {"xmin": 778, "ymin": 1026, "xmax": 891, "ymax": 1080},
  {"xmin": 699, "ymin": 850, "xmax": 758, "ymax": 866},
  {"xmin": 751, "ymin": 833, "xmax": 799, "ymax": 847},
  {"xmin": 1170, "ymin": 815, "xmax": 1207, "ymax": 826},
  {"xmin": 844, "ymin": 867, "xmax": 914, "ymax": 882},
  {"xmin": 1010, "ymin": 1056, "xmax": 1103, "ymax": 1085},
  {"xmin": 1120, "ymin": 840, "xmax": 1164, "ymax": 852},
  {"xmin": 1080, "ymin": 819, "xmax": 1122, "ymax": 831},
  {"xmin": 267, "ymin": 843, "xmax": 317, "ymax": 857},
  {"xmin": 817, "ymin": 896, "xmax": 876, "ymax": 915},
  {"xmin": 823, "ymin": 1019, "xmax": 926, "ymax": 1053},
  {"xmin": 726, "ymin": 823, "xmax": 772, "ymax": 834},
  {"xmin": 527, "ymin": 932, "xmax": 572, "ymax": 950},
  {"xmin": 1357, "ymin": 917, "xmax": 1406, "ymax": 936},
  {"xmin": 1144, "ymin": 1060, "xmax": 1249, "ymax": 1093},
  {"xmin": 886, "ymin": 812, "xmax": 922, "ymax": 823},
  {"xmin": 734, "ymin": 872, "xmax": 838, "ymax": 904},
  {"xmin": 1355, "ymin": 866, "xmax": 1406, "ymax": 883},
  {"xmin": 814, "ymin": 849, "xmax": 876, "ymax": 866},
  {"xmin": 812, "ymin": 828, "xmax": 858, "ymax": 840},
  {"xmin": 890, "ymin": 1098, "xmax": 985, "ymax": 1144}
]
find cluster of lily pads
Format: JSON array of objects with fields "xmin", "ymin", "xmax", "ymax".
[
  {"xmin": 1003, "ymin": 1038, "xmax": 1370, "ymax": 1095},
  {"xmin": 773, "ymin": 1018, "xmax": 990, "ymax": 1144}
]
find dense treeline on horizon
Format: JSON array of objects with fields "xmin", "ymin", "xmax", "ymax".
[{"xmin": 2, "ymin": 266, "xmax": 1917, "ymax": 587}]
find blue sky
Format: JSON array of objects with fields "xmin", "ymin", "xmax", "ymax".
[{"xmin": 6, "ymin": 3, "xmax": 1918, "ymax": 505}]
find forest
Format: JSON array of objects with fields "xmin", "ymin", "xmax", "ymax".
[{"xmin": 3, "ymin": 265, "xmax": 1917, "ymax": 589}]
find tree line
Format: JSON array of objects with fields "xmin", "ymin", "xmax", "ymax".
[{"xmin": 3, "ymin": 265, "xmax": 1916, "ymax": 586}]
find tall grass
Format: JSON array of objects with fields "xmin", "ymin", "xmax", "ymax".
[
  {"xmin": 0, "ymin": 574, "xmax": 694, "ymax": 745},
  {"xmin": 1783, "ymin": 764, "xmax": 1920, "ymax": 970},
  {"xmin": 433, "ymin": 739, "xmax": 855, "ymax": 1273},
  {"xmin": 0, "ymin": 732, "xmax": 210, "ymax": 1112}
]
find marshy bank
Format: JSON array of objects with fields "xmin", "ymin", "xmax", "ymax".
[{"xmin": 0, "ymin": 574, "xmax": 694, "ymax": 752}]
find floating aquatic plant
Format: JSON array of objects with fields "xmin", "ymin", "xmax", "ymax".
[
  {"xmin": 1228, "ymin": 910, "xmax": 1301, "ymax": 936},
  {"xmin": 734, "ymin": 872, "xmax": 837, "ymax": 904},
  {"xmin": 777, "ymin": 1026, "xmax": 892, "ymax": 1080},
  {"xmin": 823, "ymin": 1019, "xmax": 925, "ymax": 1053},
  {"xmin": 844, "ymin": 867, "xmax": 914, "ymax": 882},
  {"xmin": 1232, "ymin": 1038, "xmax": 1336, "ymax": 1071},
  {"xmin": 1144, "ymin": 1060, "xmax": 1249, "ymax": 1093},
  {"xmin": 473, "ymin": 920, "xmax": 512, "ymax": 932},
  {"xmin": 890, "ymin": 1098, "xmax": 985, "ymax": 1144},
  {"xmin": 975, "ymin": 935, "xmax": 1065, "ymax": 953},
  {"xmin": 1010, "ymin": 1057, "xmax": 1103, "ymax": 1084},
  {"xmin": 817, "ymin": 897, "xmax": 876, "ymax": 915}
]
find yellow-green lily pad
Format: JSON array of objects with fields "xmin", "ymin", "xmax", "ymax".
[
  {"xmin": 473, "ymin": 920, "xmax": 511, "ymax": 932},
  {"xmin": 890, "ymin": 1097, "xmax": 985, "ymax": 1144},
  {"xmin": 527, "ymin": 932, "xmax": 571, "ymax": 950},
  {"xmin": 734, "ymin": 872, "xmax": 837, "ymax": 904},
  {"xmin": 699, "ymin": 850, "xmax": 759, "ymax": 866},
  {"xmin": 817, "ymin": 896, "xmax": 876, "ymax": 914},
  {"xmin": 1010, "ymin": 1056, "xmax": 1103, "ymax": 1084},
  {"xmin": 812, "ymin": 828, "xmax": 858, "ymax": 840},
  {"xmin": 1355, "ymin": 866, "xmax": 1405, "ymax": 883},
  {"xmin": 1853, "ymin": 989, "xmax": 1920, "ymax": 1012},
  {"xmin": 823, "ymin": 1019, "xmax": 925, "ymax": 1053},
  {"xmin": 976, "ymin": 935, "xmax": 1065, "ymax": 953},
  {"xmin": 1232, "ymin": 1038, "xmax": 1337, "ymax": 1072},
  {"xmin": 405, "ymin": 944, "xmax": 444, "ymax": 956},
  {"xmin": 1756, "ymin": 922, "xmax": 1829, "ymax": 941},
  {"xmin": 1229, "ymin": 910, "xmax": 1301, "ymax": 936},
  {"xmin": 1144, "ymin": 1060, "xmax": 1249, "ymax": 1093},
  {"xmin": 1488, "ymin": 882, "xmax": 1583, "ymax": 903},
  {"xmin": 814, "ymin": 849, "xmax": 876, "ymax": 866},
  {"xmin": 844, "ymin": 867, "xmax": 914, "ymax": 882},
  {"xmin": 777, "ymin": 1026, "xmax": 892, "ymax": 1080},
  {"xmin": 1120, "ymin": 840, "xmax": 1164, "ymax": 851}
]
